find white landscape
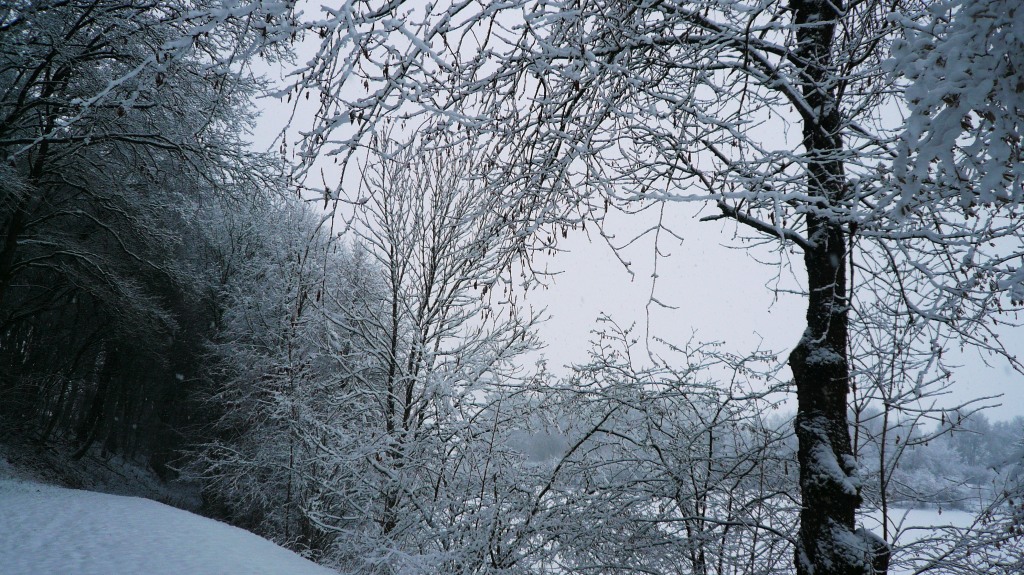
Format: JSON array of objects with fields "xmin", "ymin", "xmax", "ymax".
[{"xmin": 2, "ymin": 1, "xmax": 1023, "ymax": 575}]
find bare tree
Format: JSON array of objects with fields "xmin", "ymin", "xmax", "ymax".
[
  {"xmin": 306, "ymin": 136, "xmax": 540, "ymax": 573},
  {"xmin": 193, "ymin": 137, "xmax": 543, "ymax": 573},
  {"xmin": 517, "ymin": 318, "xmax": 796, "ymax": 575}
]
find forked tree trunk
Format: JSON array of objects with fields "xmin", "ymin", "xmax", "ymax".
[{"xmin": 789, "ymin": 1, "xmax": 889, "ymax": 573}]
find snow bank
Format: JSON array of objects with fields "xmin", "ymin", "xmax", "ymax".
[{"xmin": 0, "ymin": 479, "xmax": 338, "ymax": 575}]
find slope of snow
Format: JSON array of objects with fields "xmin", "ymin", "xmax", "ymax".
[{"xmin": 0, "ymin": 478, "xmax": 338, "ymax": 575}]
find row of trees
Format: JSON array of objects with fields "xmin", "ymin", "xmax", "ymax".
[
  {"xmin": 0, "ymin": 0, "xmax": 284, "ymax": 467},
  {"xmin": 876, "ymin": 413, "xmax": 1024, "ymax": 509}
]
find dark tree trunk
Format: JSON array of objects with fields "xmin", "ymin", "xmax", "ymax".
[
  {"xmin": 0, "ymin": 198, "xmax": 28, "ymax": 315},
  {"xmin": 789, "ymin": 1, "xmax": 889, "ymax": 574},
  {"xmin": 73, "ymin": 348, "xmax": 119, "ymax": 460}
]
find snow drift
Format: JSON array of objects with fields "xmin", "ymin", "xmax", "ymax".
[{"xmin": 0, "ymin": 478, "xmax": 337, "ymax": 575}]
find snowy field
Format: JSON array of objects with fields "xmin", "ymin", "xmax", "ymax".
[
  {"xmin": 0, "ymin": 478, "xmax": 338, "ymax": 575},
  {"xmin": 863, "ymin": 506, "xmax": 977, "ymax": 541}
]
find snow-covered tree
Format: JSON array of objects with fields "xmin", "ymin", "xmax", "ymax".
[
  {"xmin": 193, "ymin": 137, "xmax": 544, "ymax": 572},
  {"xmin": 892, "ymin": 0, "xmax": 1024, "ymax": 216},
  {"xmin": 301, "ymin": 136, "xmax": 540, "ymax": 573},
  {"xmin": 518, "ymin": 318, "xmax": 795, "ymax": 575},
  {"xmin": 0, "ymin": 0, "xmax": 279, "ymax": 465},
  {"xmin": 189, "ymin": 195, "xmax": 360, "ymax": 551},
  {"xmin": 245, "ymin": 2, "xmax": 1024, "ymax": 573}
]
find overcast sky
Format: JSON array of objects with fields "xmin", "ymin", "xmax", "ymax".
[{"xmin": 526, "ymin": 202, "xmax": 1024, "ymax": 422}]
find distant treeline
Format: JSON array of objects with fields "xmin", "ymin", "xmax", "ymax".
[{"xmin": 855, "ymin": 410, "xmax": 1024, "ymax": 510}]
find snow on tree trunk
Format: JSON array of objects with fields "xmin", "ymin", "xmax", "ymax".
[{"xmin": 789, "ymin": 2, "xmax": 888, "ymax": 574}]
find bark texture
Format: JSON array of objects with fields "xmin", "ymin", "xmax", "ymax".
[{"xmin": 789, "ymin": 1, "xmax": 889, "ymax": 573}]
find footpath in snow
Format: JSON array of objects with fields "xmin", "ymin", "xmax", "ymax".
[{"xmin": 0, "ymin": 478, "xmax": 338, "ymax": 575}]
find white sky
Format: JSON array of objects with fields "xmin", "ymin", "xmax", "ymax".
[{"xmin": 526, "ymin": 202, "xmax": 1024, "ymax": 422}]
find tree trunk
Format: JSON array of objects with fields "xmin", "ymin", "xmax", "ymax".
[
  {"xmin": 789, "ymin": 1, "xmax": 889, "ymax": 574},
  {"xmin": 73, "ymin": 348, "xmax": 118, "ymax": 460},
  {"xmin": 0, "ymin": 198, "xmax": 28, "ymax": 316}
]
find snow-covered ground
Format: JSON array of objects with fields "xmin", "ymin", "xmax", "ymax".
[
  {"xmin": 0, "ymin": 478, "xmax": 338, "ymax": 575},
  {"xmin": 0, "ymin": 445, "xmax": 1007, "ymax": 575},
  {"xmin": 862, "ymin": 506, "xmax": 1019, "ymax": 575},
  {"xmin": 863, "ymin": 506, "xmax": 978, "ymax": 542}
]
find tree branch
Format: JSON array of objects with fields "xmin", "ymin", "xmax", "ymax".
[{"xmin": 700, "ymin": 200, "xmax": 814, "ymax": 251}]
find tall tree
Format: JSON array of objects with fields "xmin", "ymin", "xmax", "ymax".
[
  {"xmin": 192, "ymin": 138, "xmax": 542, "ymax": 572},
  {"xmin": 191, "ymin": 196, "xmax": 366, "ymax": 551}
]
